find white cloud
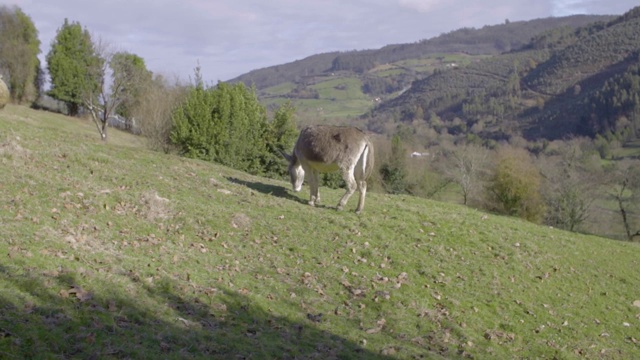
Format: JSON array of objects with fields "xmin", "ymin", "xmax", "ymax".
[{"xmin": 398, "ymin": 0, "xmax": 445, "ymax": 13}]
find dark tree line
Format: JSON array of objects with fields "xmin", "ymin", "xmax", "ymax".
[{"xmin": 583, "ymin": 60, "xmax": 640, "ymax": 141}]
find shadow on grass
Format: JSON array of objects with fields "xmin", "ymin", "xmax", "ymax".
[
  {"xmin": 226, "ymin": 177, "xmax": 347, "ymax": 212},
  {"xmin": 0, "ymin": 264, "xmax": 395, "ymax": 359},
  {"xmin": 226, "ymin": 177, "xmax": 306, "ymax": 205}
]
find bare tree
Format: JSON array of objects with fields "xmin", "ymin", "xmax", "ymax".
[
  {"xmin": 608, "ymin": 159, "xmax": 640, "ymax": 241},
  {"xmin": 538, "ymin": 138, "xmax": 600, "ymax": 232},
  {"xmin": 83, "ymin": 37, "xmax": 150, "ymax": 141},
  {"xmin": 132, "ymin": 74, "xmax": 187, "ymax": 153},
  {"xmin": 438, "ymin": 143, "xmax": 489, "ymax": 205},
  {"xmin": 82, "ymin": 38, "xmax": 114, "ymax": 141}
]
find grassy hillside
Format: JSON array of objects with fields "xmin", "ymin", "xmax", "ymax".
[
  {"xmin": 261, "ymin": 77, "xmax": 375, "ymax": 121},
  {"xmin": 2, "ymin": 105, "xmax": 640, "ymax": 359}
]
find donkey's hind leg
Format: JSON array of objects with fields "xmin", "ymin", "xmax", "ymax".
[
  {"xmin": 355, "ymin": 180, "xmax": 367, "ymax": 214},
  {"xmin": 337, "ymin": 168, "xmax": 357, "ymax": 211}
]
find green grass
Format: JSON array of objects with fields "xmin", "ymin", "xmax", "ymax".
[
  {"xmin": 258, "ymin": 54, "xmax": 493, "ymax": 119},
  {"xmin": 261, "ymin": 82, "xmax": 297, "ymax": 97},
  {"xmin": 372, "ymin": 68, "xmax": 407, "ymax": 77},
  {"xmin": 261, "ymin": 76, "xmax": 374, "ymax": 119},
  {"xmin": 311, "ymin": 78, "xmax": 367, "ymax": 101},
  {"xmin": 615, "ymin": 140, "xmax": 640, "ymax": 159},
  {"xmin": 2, "ymin": 104, "xmax": 640, "ymax": 359}
]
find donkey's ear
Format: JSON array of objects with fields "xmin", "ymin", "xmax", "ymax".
[{"xmin": 279, "ymin": 150, "xmax": 293, "ymax": 162}]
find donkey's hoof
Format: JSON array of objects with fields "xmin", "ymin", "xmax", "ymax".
[{"xmin": 336, "ymin": 205, "xmax": 344, "ymax": 211}]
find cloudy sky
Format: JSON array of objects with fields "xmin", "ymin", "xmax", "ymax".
[{"xmin": 7, "ymin": 0, "xmax": 639, "ymax": 84}]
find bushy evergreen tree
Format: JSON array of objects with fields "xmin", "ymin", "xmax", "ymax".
[
  {"xmin": 46, "ymin": 19, "xmax": 101, "ymax": 116},
  {"xmin": 0, "ymin": 5, "xmax": 41, "ymax": 103},
  {"xmin": 262, "ymin": 100, "xmax": 298, "ymax": 177},
  {"xmin": 171, "ymin": 77, "xmax": 296, "ymax": 176}
]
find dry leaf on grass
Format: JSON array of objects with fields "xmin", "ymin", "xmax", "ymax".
[
  {"xmin": 60, "ymin": 286, "xmax": 93, "ymax": 302},
  {"xmin": 365, "ymin": 318, "xmax": 386, "ymax": 334}
]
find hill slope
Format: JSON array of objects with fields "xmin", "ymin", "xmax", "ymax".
[
  {"xmin": 1, "ymin": 105, "xmax": 640, "ymax": 359},
  {"xmin": 232, "ymin": 15, "xmax": 609, "ymax": 91},
  {"xmin": 229, "ymin": 15, "xmax": 611, "ymax": 121},
  {"xmin": 372, "ymin": 6, "xmax": 640, "ymax": 141}
]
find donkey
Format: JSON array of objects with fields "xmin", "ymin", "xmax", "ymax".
[{"xmin": 281, "ymin": 125, "xmax": 374, "ymax": 214}]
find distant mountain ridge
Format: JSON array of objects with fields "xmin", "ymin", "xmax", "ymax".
[{"xmin": 230, "ymin": 14, "xmax": 611, "ymax": 90}]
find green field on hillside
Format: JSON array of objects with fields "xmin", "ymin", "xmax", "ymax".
[
  {"xmin": 1, "ymin": 105, "xmax": 639, "ymax": 359},
  {"xmin": 261, "ymin": 76, "xmax": 374, "ymax": 119},
  {"xmin": 257, "ymin": 54, "xmax": 492, "ymax": 120},
  {"xmin": 311, "ymin": 78, "xmax": 367, "ymax": 101},
  {"xmin": 261, "ymin": 82, "xmax": 297, "ymax": 97}
]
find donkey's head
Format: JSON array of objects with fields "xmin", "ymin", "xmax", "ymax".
[{"xmin": 280, "ymin": 151, "xmax": 305, "ymax": 192}]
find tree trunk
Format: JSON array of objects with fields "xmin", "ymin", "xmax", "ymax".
[
  {"xmin": 618, "ymin": 198, "xmax": 632, "ymax": 241},
  {"xmin": 101, "ymin": 119, "xmax": 108, "ymax": 142},
  {"xmin": 67, "ymin": 102, "xmax": 79, "ymax": 116},
  {"xmin": 615, "ymin": 180, "xmax": 635, "ymax": 241}
]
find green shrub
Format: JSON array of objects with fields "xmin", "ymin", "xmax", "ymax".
[
  {"xmin": 170, "ymin": 81, "xmax": 296, "ymax": 177},
  {"xmin": 488, "ymin": 147, "xmax": 545, "ymax": 222}
]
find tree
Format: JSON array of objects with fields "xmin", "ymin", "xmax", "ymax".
[
  {"xmin": 607, "ymin": 160, "xmax": 640, "ymax": 241},
  {"xmin": 171, "ymin": 74, "xmax": 293, "ymax": 176},
  {"xmin": 262, "ymin": 101, "xmax": 298, "ymax": 177},
  {"xmin": 539, "ymin": 138, "xmax": 599, "ymax": 231},
  {"xmin": 439, "ymin": 143, "xmax": 489, "ymax": 205},
  {"xmin": 110, "ymin": 52, "xmax": 152, "ymax": 121},
  {"xmin": 46, "ymin": 19, "xmax": 101, "ymax": 116},
  {"xmin": 171, "ymin": 80, "xmax": 267, "ymax": 173},
  {"xmin": 132, "ymin": 74, "xmax": 187, "ymax": 153},
  {"xmin": 379, "ymin": 135, "xmax": 408, "ymax": 194},
  {"xmin": 0, "ymin": 5, "xmax": 42, "ymax": 103},
  {"xmin": 81, "ymin": 38, "xmax": 110, "ymax": 140},
  {"xmin": 78, "ymin": 38, "xmax": 152, "ymax": 141},
  {"xmin": 488, "ymin": 146, "xmax": 545, "ymax": 223}
]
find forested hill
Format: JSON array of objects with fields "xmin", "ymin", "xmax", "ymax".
[
  {"xmin": 370, "ymin": 6, "xmax": 640, "ymax": 141},
  {"xmin": 230, "ymin": 14, "xmax": 610, "ymax": 91}
]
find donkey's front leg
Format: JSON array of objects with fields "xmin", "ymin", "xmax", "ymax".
[{"xmin": 308, "ymin": 171, "xmax": 320, "ymax": 207}]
